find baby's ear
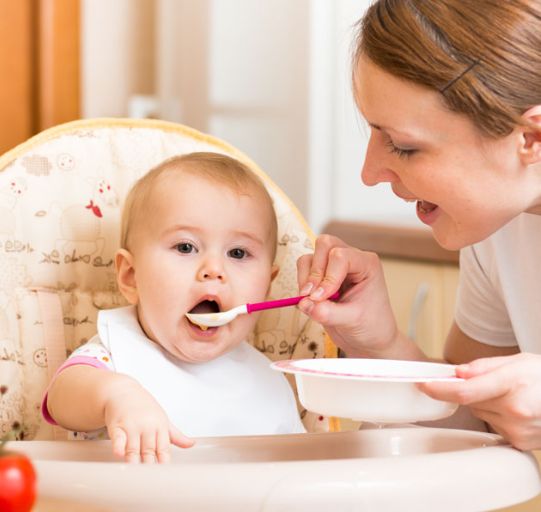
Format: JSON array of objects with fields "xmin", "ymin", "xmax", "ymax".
[
  {"xmin": 115, "ymin": 248, "xmax": 138, "ymax": 305},
  {"xmin": 270, "ymin": 264, "xmax": 280, "ymax": 282}
]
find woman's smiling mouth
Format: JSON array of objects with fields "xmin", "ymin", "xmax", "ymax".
[{"xmin": 416, "ymin": 199, "xmax": 440, "ymax": 225}]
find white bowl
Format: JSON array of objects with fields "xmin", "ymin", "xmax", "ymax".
[{"xmin": 272, "ymin": 358, "xmax": 461, "ymax": 423}]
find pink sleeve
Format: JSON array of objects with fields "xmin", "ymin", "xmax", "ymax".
[{"xmin": 41, "ymin": 356, "xmax": 110, "ymax": 425}]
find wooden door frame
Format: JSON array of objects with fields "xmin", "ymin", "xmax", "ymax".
[
  {"xmin": 37, "ymin": 0, "xmax": 80, "ymax": 131},
  {"xmin": 0, "ymin": 0, "xmax": 80, "ymax": 154}
]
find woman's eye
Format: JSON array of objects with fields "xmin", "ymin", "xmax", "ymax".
[
  {"xmin": 385, "ymin": 140, "xmax": 417, "ymax": 159},
  {"xmin": 228, "ymin": 248, "xmax": 247, "ymax": 259},
  {"xmin": 175, "ymin": 242, "xmax": 196, "ymax": 254}
]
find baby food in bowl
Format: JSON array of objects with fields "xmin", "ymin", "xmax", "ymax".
[{"xmin": 272, "ymin": 358, "xmax": 461, "ymax": 423}]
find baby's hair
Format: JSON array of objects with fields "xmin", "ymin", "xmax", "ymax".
[{"xmin": 120, "ymin": 152, "xmax": 278, "ymax": 257}]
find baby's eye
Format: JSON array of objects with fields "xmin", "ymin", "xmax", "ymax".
[
  {"xmin": 175, "ymin": 242, "xmax": 196, "ymax": 254},
  {"xmin": 228, "ymin": 248, "xmax": 247, "ymax": 259}
]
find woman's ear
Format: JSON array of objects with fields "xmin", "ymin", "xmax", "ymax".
[
  {"xmin": 115, "ymin": 248, "xmax": 138, "ymax": 305},
  {"xmin": 519, "ymin": 106, "xmax": 541, "ymax": 165}
]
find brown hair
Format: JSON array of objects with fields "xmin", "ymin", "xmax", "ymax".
[
  {"xmin": 354, "ymin": 0, "xmax": 541, "ymax": 137},
  {"xmin": 120, "ymin": 152, "xmax": 278, "ymax": 257}
]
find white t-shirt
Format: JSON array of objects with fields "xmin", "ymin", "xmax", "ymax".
[
  {"xmin": 55, "ymin": 306, "xmax": 305, "ymax": 437},
  {"xmin": 455, "ymin": 212, "xmax": 541, "ymax": 351}
]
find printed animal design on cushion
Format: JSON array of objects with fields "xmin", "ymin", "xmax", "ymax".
[
  {"xmin": 32, "ymin": 348, "xmax": 48, "ymax": 368},
  {"xmin": 47, "ymin": 178, "xmax": 119, "ymax": 264}
]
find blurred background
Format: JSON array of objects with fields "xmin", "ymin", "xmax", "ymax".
[
  {"xmin": 1, "ymin": 0, "xmax": 463, "ymax": 360},
  {"xmin": 0, "ymin": 0, "xmax": 419, "ymax": 233}
]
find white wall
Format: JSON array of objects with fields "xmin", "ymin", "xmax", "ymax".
[
  {"xmin": 308, "ymin": 0, "xmax": 419, "ymax": 232},
  {"xmin": 81, "ymin": 0, "xmax": 155, "ymax": 118},
  {"xmin": 81, "ymin": 0, "xmax": 420, "ymax": 233},
  {"xmin": 154, "ymin": 0, "xmax": 310, "ymax": 214}
]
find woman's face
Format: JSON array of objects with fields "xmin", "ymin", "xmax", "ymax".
[{"xmin": 355, "ymin": 55, "xmax": 540, "ymax": 250}]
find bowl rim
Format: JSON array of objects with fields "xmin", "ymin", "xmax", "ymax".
[{"xmin": 270, "ymin": 358, "xmax": 463, "ymax": 383}]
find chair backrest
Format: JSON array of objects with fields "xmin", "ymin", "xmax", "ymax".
[{"xmin": 0, "ymin": 118, "xmax": 337, "ymax": 440}]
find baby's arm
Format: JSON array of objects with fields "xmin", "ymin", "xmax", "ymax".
[{"xmin": 46, "ymin": 365, "xmax": 194, "ymax": 463}]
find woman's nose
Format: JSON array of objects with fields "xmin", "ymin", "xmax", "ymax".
[
  {"xmin": 197, "ymin": 258, "xmax": 226, "ymax": 282},
  {"xmin": 361, "ymin": 135, "xmax": 399, "ymax": 186}
]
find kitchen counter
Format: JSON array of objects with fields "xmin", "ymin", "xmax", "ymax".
[{"xmin": 323, "ymin": 220, "xmax": 459, "ymax": 264}]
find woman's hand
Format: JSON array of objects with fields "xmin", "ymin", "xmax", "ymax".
[
  {"xmin": 297, "ymin": 234, "xmax": 409, "ymax": 358},
  {"xmin": 419, "ymin": 353, "xmax": 541, "ymax": 450},
  {"xmin": 104, "ymin": 378, "xmax": 194, "ymax": 463}
]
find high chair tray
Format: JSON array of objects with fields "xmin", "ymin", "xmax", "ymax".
[{"xmin": 13, "ymin": 427, "xmax": 541, "ymax": 512}]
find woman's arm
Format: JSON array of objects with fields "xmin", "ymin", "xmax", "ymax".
[{"xmin": 444, "ymin": 321, "xmax": 520, "ymax": 364}]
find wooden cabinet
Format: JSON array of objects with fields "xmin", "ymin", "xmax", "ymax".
[{"xmin": 381, "ymin": 257, "xmax": 458, "ymax": 358}]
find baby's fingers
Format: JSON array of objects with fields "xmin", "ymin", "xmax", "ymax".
[
  {"xmin": 141, "ymin": 429, "xmax": 158, "ymax": 464},
  {"xmin": 169, "ymin": 424, "xmax": 195, "ymax": 449},
  {"xmin": 123, "ymin": 429, "xmax": 142, "ymax": 463},
  {"xmin": 110, "ymin": 427, "xmax": 128, "ymax": 459},
  {"xmin": 109, "ymin": 426, "xmax": 141, "ymax": 463}
]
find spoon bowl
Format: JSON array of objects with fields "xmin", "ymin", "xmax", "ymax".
[{"xmin": 186, "ymin": 304, "xmax": 248, "ymax": 328}]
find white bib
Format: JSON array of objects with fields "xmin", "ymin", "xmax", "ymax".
[{"xmin": 97, "ymin": 306, "xmax": 305, "ymax": 437}]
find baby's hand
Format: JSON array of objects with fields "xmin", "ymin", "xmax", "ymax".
[{"xmin": 103, "ymin": 376, "xmax": 194, "ymax": 463}]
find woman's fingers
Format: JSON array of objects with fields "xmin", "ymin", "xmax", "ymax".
[
  {"xmin": 455, "ymin": 353, "xmax": 522, "ymax": 378},
  {"xmin": 419, "ymin": 368, "xmax": 511, "ymax": 405},
  {"xmin": 299, "ymin": 295, "xmax": 360, "ymax": 326},
  {"xmin": 297, "ymin": 254, "xmax": 314, "ymax": 294},
  {"xmin": 298, "ymin": 235, "xmax": 350, "ymax": 296}
]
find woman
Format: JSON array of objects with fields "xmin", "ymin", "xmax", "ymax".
[{"xmin": 298, "ymin": 0, "xmax": 541, "ymax": 450}]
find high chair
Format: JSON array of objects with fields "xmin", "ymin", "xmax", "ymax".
[
  {"xmin": 2, "ymin": 119, "xmax": 540, "ymax": 512},
  {"xmin": 0, "ymin": 118, "xmax": 337, "ymax": 441}
]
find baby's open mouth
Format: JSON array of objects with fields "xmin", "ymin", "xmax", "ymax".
[{"xmin": 187, "ymin": 299, "xmax": 220, "ymax": 331}]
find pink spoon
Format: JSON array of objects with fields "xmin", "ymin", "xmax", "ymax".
[{"xmin": 186, "ymin": 291, "xmax": 340, "ymax": 328}]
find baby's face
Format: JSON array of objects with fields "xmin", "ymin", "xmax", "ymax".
[{"xmin": 126, "ymin": 173, "xmax": 276, "ymax": 363}]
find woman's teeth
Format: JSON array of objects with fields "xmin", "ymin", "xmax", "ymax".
[{"xmin": 418, "ymin": 200, "xmax": 438, "ymax": 213}]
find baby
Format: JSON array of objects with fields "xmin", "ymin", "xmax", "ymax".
[{"xmin": 43, "ymin": 152, "xmax": 304, "ymax": 463}]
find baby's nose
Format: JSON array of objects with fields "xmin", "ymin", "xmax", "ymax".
[{"xmin": 197, "ymin": 260, "xmax": 226, "ymax": 282}]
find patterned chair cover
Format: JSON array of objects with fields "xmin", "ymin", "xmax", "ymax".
[{"xmin": 0, "ymin": 118, "xmax": 338, "ymax": 440}]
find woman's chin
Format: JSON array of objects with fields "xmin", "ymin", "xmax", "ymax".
[{"xmin": 430, "ymin": 226, "xmax": 468, "ymax": 252}]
